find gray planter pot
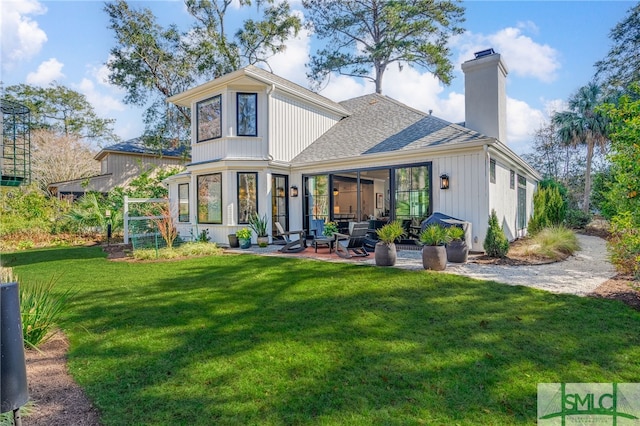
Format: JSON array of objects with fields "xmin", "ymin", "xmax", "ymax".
[
  {"xmin": 422, "ymin": 245, "xmax": 447, "ymax": 271},
  {"xmin": 228, "ymin": 234, "xmax": 239, "ymax": 248},
  {"xmin": 257, "ymin": 236, "xmax": 269, "ymax": 247},
  {"xmin": 374, "ymin": 242, "xmax": 397, "ymax": 266},
  {"xmin": 446, "ymin": 240, "xmax": 469, "ymax": 263}
]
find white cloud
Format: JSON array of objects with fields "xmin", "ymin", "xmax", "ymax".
[
  {"xmin": 26, "ymin": 58, "xmax": 64, "ymax": 85},
  {"xmin": 454, "ymin": 27, "xmax": 560, "ymax": 83},
  {"xmin": 74, "ymin": 78, "xmax": 126, "ymax": 117},
  {"xmin": 267, "ymin": 25, "xmax": 312, "ymax": 87},
  {"xmin": 0, "ymin": 0, "xmax": 47, "ymax": 69},
  {"xmin": 506, "ymin": 97, "xmax": 546, "ymax": 154}
]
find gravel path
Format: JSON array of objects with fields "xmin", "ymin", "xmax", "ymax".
[
  {"xmin": 232, "ymin": 234, "xmax": 616, "ymax": 296},
  {"xmin": 386, "ymin": 234, "xmax": 616, "ymax": 295}
]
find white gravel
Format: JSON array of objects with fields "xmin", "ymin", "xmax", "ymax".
[{"xmin": 386, "ymin": 234, "xmax": 616, "ymax": 296}]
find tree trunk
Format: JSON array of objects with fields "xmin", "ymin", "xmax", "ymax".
[{"xmin": 583, "ymin": 140, "xmax": 595, "ymax": 213}]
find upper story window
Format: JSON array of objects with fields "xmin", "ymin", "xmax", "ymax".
[
  {"xmin": 101, "ymin": 158, "xmax": 108, "ymax": 174},
  {"xmin": 197, "ymin": 95, "xmax": 222, "ymax": 142},
  {"xmin": 237, "ymin": 93, "xmax": 257, "ymax": 136}
]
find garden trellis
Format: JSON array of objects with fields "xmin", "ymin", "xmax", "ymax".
[{"xmin": 123, "ymin": 196, "xmax": 169, "ymax": 250}]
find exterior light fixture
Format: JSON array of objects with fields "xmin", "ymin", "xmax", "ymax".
[
  {"xmin": 440, "ymin": 174, "xmax": 450, "ymax": 190},
  {"xmin": 333, "ymin": 187, "xmax": 339, "ymax": 196},
  {"xmin": 290, "ymin": 185, "xmax": 299, "ymax": 197}
]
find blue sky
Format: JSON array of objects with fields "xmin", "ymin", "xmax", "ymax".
[{"xmin": 1, "ymin": 0, "xmax": 635, "ymax": 154}]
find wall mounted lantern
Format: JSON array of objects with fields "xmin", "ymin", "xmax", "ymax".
[
  {"xmin": 333, "ymin": 187, "xmax": 339, "ymax": 196},
  {"xmin": 440, "ymin": 174, "xmax": 450, "ymax": 190},
  {"xmin": 290, "ymin": 185, "xmax": 299, "ymax": 197}
]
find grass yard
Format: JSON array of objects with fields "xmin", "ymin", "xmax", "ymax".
[{"xmin": 4, "ymin": 246, "xmax": 640, "ymax": 425}]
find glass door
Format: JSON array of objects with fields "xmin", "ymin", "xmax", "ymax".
[{"xmin": 271, "ymin": 174, "xmax": 288, "ymax": 237}]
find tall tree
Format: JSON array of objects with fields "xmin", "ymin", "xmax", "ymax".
[
  {"xmin": 551, "ymin": 82, "xmax": 609, "ymax": 213},
  {"xmin": 3, "ymin": 83, "xmax": 118, "ymax": 145},
  {"xmin": 595, "ymin": 3, "xmax": 640, "ymax": 96},
  {"xmin": 303, "ymin": 0, "xmax": 465, "ymax": 94},
  {"xmin": 104, "ymin": 0, "xmax": 301, "ymax": 148}
]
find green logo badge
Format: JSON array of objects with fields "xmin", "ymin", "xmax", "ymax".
[{"xmin": 538, "ymin": 383, "xmax": 640, "ymax": 425}]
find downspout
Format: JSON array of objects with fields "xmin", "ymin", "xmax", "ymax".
[{"xmin": 483, "ymin": 144, "xmax": 491, "ymax": 251}]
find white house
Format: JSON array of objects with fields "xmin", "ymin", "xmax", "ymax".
[{"xmin": 165, "ymin": 50, "xmax": 540, "ymax": 252}]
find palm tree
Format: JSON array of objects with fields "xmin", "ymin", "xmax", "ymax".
[{"xmin": 552, "ymin": 82, "xmax": 609, "ymax": 213}]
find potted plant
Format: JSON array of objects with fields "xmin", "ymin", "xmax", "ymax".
[
  {"xmin": 236, "ymin": 228, "xmax": 252, "ymax": 249},
  {"xmin": 419, "ymin": 224, "xmax": 452, "ymax": 270},
  {"xmin": 323, "ymin": 221, "xmax": 339, "ymax": 237},
  {"xmin": 374, "ymin": 220, "xmax": 405, "ymax": 266},
  {"xmin": 446, "ymin": 226, "xmax": 469, "ymax": 263},
  {"xmin": 248, "ymin": 213, "xmax": 269, "ymax": 247}
]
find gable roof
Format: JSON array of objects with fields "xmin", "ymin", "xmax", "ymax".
[
  {"xmin": 292, "ymin": 93, "xmax": 488, "ymax": 164},
  {"xmin": 167, "ymin": 65, "xmax": 350, "ymax": 117},
  {"xmin": 95, "ymin": 137, "xmax": 189, "ymax": 161}
]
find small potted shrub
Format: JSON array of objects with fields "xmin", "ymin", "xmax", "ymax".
[
  {"xmin": 374, "ymin": 220, "xmax": 405, "ymax": 266},
  {"xmin": 248, "ymin": 213, "xmax": 269, "ymax": 247},
  {"xmin": 484, "ymin": 209, "xmax": 509, "ymax": 258},
  {"xmin": 419, "ymin": 224, "xmax": 451, "ymax": 270},
  {"xmin": 236, "ymin": 228, "xmax": 252, "ymax": 249},
  {"xmin": 446, "ymin": 226, "xmax": 468, "ymax": 263},
  {"xmin": 323, "ymin": 221, "xmax": 338, "ymax": 237}
]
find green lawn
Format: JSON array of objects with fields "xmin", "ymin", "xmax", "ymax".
[{"xmin": 4, "ymin": 247, "xmax": 640, "ymax": 425}]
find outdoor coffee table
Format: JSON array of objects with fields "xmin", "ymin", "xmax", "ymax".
[{"xmin": 313, "ymin": 236, "xmax": 335, "ymax": 253}]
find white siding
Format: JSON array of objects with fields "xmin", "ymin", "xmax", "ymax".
[
  {"xmin": 269, "ymin": 92, "xmax": 342, "ymax": 162},
  {"xmin": 192, "ymin": 137, "xmax": 267, "ymax": 162},
  {"xmin": 431, "ymin": 151, "xmax": 488, "ymax": 252}
]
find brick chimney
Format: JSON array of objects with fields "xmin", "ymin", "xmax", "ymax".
[{"xmin": 461, "ymin": 49, "xmax": 508, "ymax": 144}]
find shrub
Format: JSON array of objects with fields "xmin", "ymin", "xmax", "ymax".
[
  {"xmin": 484, "ymin": 210, "xmax": 510, "ymax": 258},
  {"xmin": 133, "ymin": 242, "xmax": 223, "ymax": 260},
  {"xmin": 323, "ymin": 221, "xmax": 338, "ymax": 237},
  {"xmin": 376, "ymin": 220, "xmax": 405, "ymax": 244},
  {"xmin": 248, "ymin": 213, "xmax": 269, "ymax": 237},
  {"xmin": 448, "ymin": 226, "xmax": 465, "ymax": 241},
  {"xmin": 20, "ymin": 276, "xmax": 75, "ymax": 348},
  {"xmin": 608, "ymin": 212, "xmax": 640, "ymax": 278},
  {"xmin": 419, "ymin": 224, "xmax": 451, "ymax": 246},
  {"xmin": 528, "ymin": 184, "xmax": 567, "ymax": 235},
  {"xmin": 564, "ymin": 209, "xmax": 592, "ymax": 229},
  {"xmin": 527, "ymin": 226, "xmax": 580, "ymax": 260},
  {"xmin": 236, "ymin": 228, "xmax": 252, "ymax": 239}
]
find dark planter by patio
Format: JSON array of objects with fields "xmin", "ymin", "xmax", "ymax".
[
  {"xmin": 239, "ymin": 238, "xmax": 252, "ymax": 249},
  {"xmin": 228, "ymin": 234, "xmax": 239, "ymax": 248},
  {"xmin": 422, "ymin": 245, "xmax": 447, "ymax": 271},
  {"xmin": 374, "ymin": 242, "xmax": 397, "ymax": 266},
  {"xmin": 446, "ymin": 240, "xmax": 469, "ymax": 263}
]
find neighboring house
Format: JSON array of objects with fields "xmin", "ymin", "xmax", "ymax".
[
  {"xmin": 165, "ymin": 50, "xmax": 541, "ymax": 252},
  {"xmin": 49, "ymin": 137, "xmax": 189, "ymax": 200}
]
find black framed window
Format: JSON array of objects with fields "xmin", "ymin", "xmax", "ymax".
[
  {"xmin": 178, "ymin": 183, "xmax": 189, "ymax": 222},
  {"xmin": 197, "ymin": 173, "xmax": 222, "ymax": 224},
  {"xmin": 395, "ymin": 164, "xmax": 431, "ymax": 222},
  {"xmin": 517, "ymin": 175, "xmax": 527, "ymax": 230},
  {"xmin": 490, "ymin": 159, "xmax": 496, "ymax": 184},
  {"xmin": 237, "ymin": 172, "xmax": 258, "ymax": 224},
  {"xmin": 237, "ymin": 93, "xmax": 257, "ymax": 136},
  {"xmin": 197, "ymin": 95, "xmax": 222, "ymax": 142}
]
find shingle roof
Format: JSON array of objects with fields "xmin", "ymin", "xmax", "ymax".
[
  {"xmin": 292, "ymin": 94, "xmax": 487, "ymax": 164},
  {"xmin": 96, "ymin": 137, "xmax": 189, "ymax": 160}
]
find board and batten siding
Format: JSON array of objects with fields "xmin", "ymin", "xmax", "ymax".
[
  {"xmin": 431, "ymin": 151, "xmax": 488, "ymax": 252},
  {"xmin": 269, "ymin": 91, "xmax": 343, "ymax": 163}
]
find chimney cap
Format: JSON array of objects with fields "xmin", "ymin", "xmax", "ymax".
[{"xmin": 474, "ymin": 48, "xmax": 495, "ymax": 59}]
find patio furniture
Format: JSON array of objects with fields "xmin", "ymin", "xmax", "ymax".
[
  {"xmin": 275, "ymin": 222, "xmax": 307, "ymax": 253},
  {"xmin": 313, "ymin": 235, "xmax": 335, "ymax": 253},
  {"xmin": 335, "ymin": 222, "xmax": 370, "ymax": 258}
]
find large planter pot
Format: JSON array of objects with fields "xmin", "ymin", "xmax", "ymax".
[
  {"xmin": 422, "ymin": 245, "xmax": 447, "ymax": 271},
  {"xmin": 446, "ymin": 240, "xmax": 469, "ymax": 263},
  {"xmin": 228, "ymin": 234, "xmax": 239, "ymax": 248},
  {"xmin": 374, "ymin": 242, "xmax": 397, "ymax": 266},
  {"xmin": 257, "ymin": 236, "xmax": 269, "ymax": 247},
  {"xmin": 238, "ymin": 238, "xmax": 252, "ymax": 249}
]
